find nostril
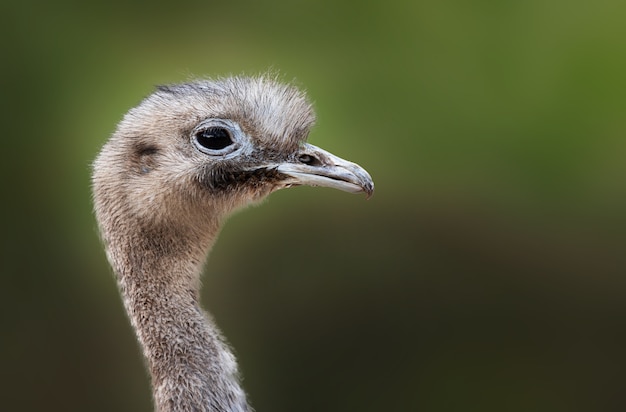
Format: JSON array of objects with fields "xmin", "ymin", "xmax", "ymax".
[{"xmin": 298, "ymin": 154, "xmax": 321, "ymax": 166}]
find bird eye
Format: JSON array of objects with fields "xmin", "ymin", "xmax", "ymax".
[{"xmin": 195, "ymin": 127, "xmax": 233, "ymax": 151}]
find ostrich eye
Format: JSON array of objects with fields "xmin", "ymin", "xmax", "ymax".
[{"xmin": 195, "ymin": 127, "xmax": 233, "ymax": 151}]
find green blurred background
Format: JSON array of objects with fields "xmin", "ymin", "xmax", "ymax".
[{"xmin": 3, "ymin": 0, "xmax": 626, "ymax": 411}]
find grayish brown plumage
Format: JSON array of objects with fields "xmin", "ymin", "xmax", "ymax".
[{"xmin": 92, "ymin": 76, "xmax": 374, "ymax": 412}]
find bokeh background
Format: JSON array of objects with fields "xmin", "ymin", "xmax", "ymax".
[{"xmin": 3, "ymin": 0, "xmax": 626, "ymax": 411}]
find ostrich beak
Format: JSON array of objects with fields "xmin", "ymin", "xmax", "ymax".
[{"xmin": 276, "ymin": 143, "xmax": 374, "ymax": 198}]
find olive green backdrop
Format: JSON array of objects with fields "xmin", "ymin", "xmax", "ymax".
[{"xmin": 3, "ymin": 0, "xmax": 626, "ymax": 411}]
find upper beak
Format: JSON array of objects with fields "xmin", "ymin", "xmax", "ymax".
[{"xmin": 275, "ymin": 143, "xmax": 374, "ymax": 198}]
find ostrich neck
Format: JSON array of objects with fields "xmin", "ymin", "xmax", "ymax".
[{"xmin": 107, "ymin": 224, "xmax": 250, "ymax": 412}]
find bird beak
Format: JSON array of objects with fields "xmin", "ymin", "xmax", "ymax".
[{"xmin": 275, "ymin": 143, "xmax": 374, "ymax": 198}]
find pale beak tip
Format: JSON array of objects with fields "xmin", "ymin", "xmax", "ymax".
[{"xmin": 364, "ymin": 184, "xmax": 374, "ymax": 200}]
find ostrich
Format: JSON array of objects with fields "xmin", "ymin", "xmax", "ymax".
[{"xmin": 92, "ymin": 76, "xmax": 374, "ymax": 412}]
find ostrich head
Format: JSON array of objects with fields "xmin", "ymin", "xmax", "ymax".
[{"xmin": 93, "ymin": 76, "xmax": 373, "ymax": 255}]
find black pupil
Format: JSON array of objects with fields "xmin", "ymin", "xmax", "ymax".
[{"xmin": 196, "ymin": 127, "xmax": 233, "ymax": 150}]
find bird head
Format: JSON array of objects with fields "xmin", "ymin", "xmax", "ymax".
[{"xmin": 93, "ymin": 76, "xmax": 373, "ymax": 245}]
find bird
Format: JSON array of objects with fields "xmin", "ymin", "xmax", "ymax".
[{"xmin": 92, "ymin": 75, "xmax": 374, "ymax": 412}]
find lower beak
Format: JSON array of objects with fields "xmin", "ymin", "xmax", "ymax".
[{"xmin": 275, "ymin": 143, "xmax": 374, "ymax": 198}]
